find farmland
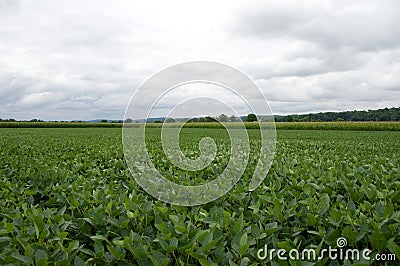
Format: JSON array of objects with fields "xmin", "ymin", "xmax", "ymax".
[{"xmin": 0, "ymin": 127, "xmax": 399, "ymax": 265}]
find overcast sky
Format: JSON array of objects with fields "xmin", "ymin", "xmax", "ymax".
[{"xmin": 1, "ymin": 0, "xmax": 399, "ymax": 120}]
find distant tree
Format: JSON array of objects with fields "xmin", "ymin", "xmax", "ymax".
[
  {"xmin": 165, "ymin": 118, "xmax": 176, "ymax": 123},
  {"xmin": 292, "ymin": 107, "xmax": 400, "ymax": 122},
  {"xmin": 286, "ymin": 115, "xmax": 294, "ymax": 122},
  {"xmin": 391, "ymin": 113, "xmax": 400, "ymax": 121},
  {"xmin": 217, "ymin": 114, "xmax": 228, "ymax": 122},
  {"xmin": 125, "ymin": 118, "xmax": 133, "ymax": 123},
  {"xmin": 229, "ymin": 115, "xmax": 239, "ymax": 122},
  {"xmin": 153, "ymin": 120, "xmax": 162, "ymax": 123},
  {"xmin": 246, "ymin": 113, "xmax": 257, "ymax": 122},
  {"xmin": 101, "ymin": 119, "xmax": 108, "ymax": 123},
  {"xmin": 205, "ymin": 116, "xmax": 217, "ymax": 122},
  {"xmin": 186, "ymin": 116, "xmax": 220, "ymax": 122},
  {"xmin": 378, "ymin": 114, "xmax": 390, "ymax": 121}
]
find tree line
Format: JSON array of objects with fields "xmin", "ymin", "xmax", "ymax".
[
  {"xmin": 2, "ymin": 107, "xmax": 399, "ymax": 123},
  {"xmin": 274, "ymin": 107, "xmax": 400, "ymax": 122},
  {"xmin": 184, "ymin": 113, "xmax": 257, "ymax": 123}
]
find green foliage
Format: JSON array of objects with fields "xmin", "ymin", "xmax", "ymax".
[
  {"xmin": 217, "ymin": 114, "xmax": 228, "ymax": 122},
  {"xmin": 246, "ymin": 114, "xmax": 257, "ymax": 122},
  {"xmin": 274, "ymin": 107, "xmax": 400, "ymax": 122},
  {"xmin": 0, "ymin": 128, "xmax": 399, "ymax": 265}
]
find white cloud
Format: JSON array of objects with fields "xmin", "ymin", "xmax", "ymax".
[
  {"xmin": 231, "ymin": 0, "xmax": 400, "ymax": 51},
  {"xmin": 17, "ymin": 91, "xmax": 63, "ymax": 107}
]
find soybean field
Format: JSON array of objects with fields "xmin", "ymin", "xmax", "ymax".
[{"xmin": 0, "ymin": 127, "xmax": 399, "ymax": 265}]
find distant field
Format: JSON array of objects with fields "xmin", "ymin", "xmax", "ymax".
[
  {"xmin": 1, "ymin": 121, "xmax": 400, "ymax": 131},
  {"xmin": 0, "ymin": 128, "xmax": 399, "ymax": 264}
]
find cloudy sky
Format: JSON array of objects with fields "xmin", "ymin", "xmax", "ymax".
[{"xmin": 1, "ymin": 0, "xmax": 399, "ymax": 120}]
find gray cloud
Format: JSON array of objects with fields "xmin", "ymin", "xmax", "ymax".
[
  {"xmin": 228, "ymin": 0, "xmax": 400, "ymax": 114},
  {"xmin": 0, "ymin": 0, "xmax": 399, "ymax": 120},
  {"xmin": 232, "ymin": 0, "xmax": 400, "ymax": 51}
]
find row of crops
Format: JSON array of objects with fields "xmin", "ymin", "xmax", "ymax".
[
  {"xmin": 0, "ymin": 128, "xmax": 399, "ymax": 265},
  {"xmin": 0, "ymin": 121, "xmax": 400, "ymax": 131}
]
